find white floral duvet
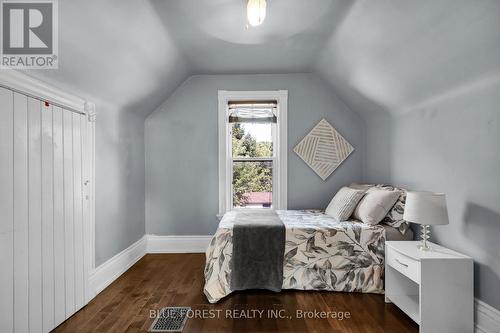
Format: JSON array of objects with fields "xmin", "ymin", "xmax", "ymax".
[{"xmin": 204, "ymin": 210, "xmax": 386, "ymax": 303}]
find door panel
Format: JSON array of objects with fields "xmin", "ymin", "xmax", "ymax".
[
  {"xmin": 73, "ymin": 113, "xmax": 85, "ymax": 311},
  {"xmin": 63, "ymin": 110, "xmax": 76, "ymax": 317},
  {"xmin": 41, "ymin": 103, "xmax": 55, "ymax": 332},
  {"xmin": 0, "ymin": 87, "xmax": 14, "ymax": 333},
  {"xmin": 13, "ymin": 92, "xmax": 29, "ymax": 333},
  {"xmin": 0, "ymin": 84, "xmax": 93, "ymax": 333},
  {"xmin": 28, "ymin": 98, "xmax": 43, "ymax": 333},
  {"xmin": 53, "ymin": 106, "xmax": 66, "ymax": 327}
]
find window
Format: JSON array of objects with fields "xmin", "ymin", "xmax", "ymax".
[
  {"xmin": 231, "ymin": 102, "xmax": 274, "ymax": 208},
  {"xmin": 218, "ymin": 91, "xmax": 287, "ymax": 214}
]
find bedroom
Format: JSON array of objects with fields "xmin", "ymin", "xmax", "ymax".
[{"xmin": 0, "ymin": 0, "xmax": 498, "ymax": 332}]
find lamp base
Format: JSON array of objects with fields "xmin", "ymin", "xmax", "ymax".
[
  {"xmin": 417, "ymin": 243, "xmax": 431, "ymax": 251},
  {"xmin": 418, "ymin": 224, "xmax": 431, "ymax": 251}
]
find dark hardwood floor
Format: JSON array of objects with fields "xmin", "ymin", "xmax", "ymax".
[{"xmin": 53, "ymin": 254, "xmax": 419, "ymax": 333}]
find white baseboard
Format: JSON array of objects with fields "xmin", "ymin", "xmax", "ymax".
[
  {"xmin": 475, "ymin": 298, "xmax": 500, "ymax": 333},
  {"xmin": 146, "ymin": 235, "xmax": 212, "ymax": 253},
  {"xmin": 89, "ymin": 234, "xmax": 212, "ymax": 296},
  {"xmin": 89, "ymin": 235, "xmax": 147, "ymax": 297}
]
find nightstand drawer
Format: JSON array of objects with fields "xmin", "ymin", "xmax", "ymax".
[{"xmin": 387, "ymin": 246, "xmax": 420, "ymax": 283}]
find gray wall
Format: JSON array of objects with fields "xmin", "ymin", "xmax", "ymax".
[
  {"xmin": 94, "ymin": 103, "xmax": 146, "ymax": 266},
  {"xmin": 363, "ymin": 110, "xmax": 393, "ymax": 184},
  {"xmin": 145, "ymin": 73, "xmax": 365, "ymax": 235},
  {"xmin": 369, "ymin": 75, "xmax": 500, "ymax": 309},
  {"xmin": 20, "ymin": 73, "xmax": 148, "ymax": 267}
]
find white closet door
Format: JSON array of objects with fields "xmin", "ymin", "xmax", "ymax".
[
  {"xmin": 28, "ymin": 97, "xmax": 43, "ymax": 333},
  {"xmin": 73, "ymin": 113, "xmax": 85, "ymax": 310},
  {"xmin": 63, "ymin": 110, "xmax": 75, "ymax": 317},
  {"xmin": 13, "ymin": 92, "xmax": 29, "ymax": 333},
  {"xmin": 81, "ymin": 117, "xmax": 92, "ymax": 303},
  {"xmin": 0, "ymin": 84, "xmax": 94, "ymax": 333},
  {"xmin": 0, "ymin": 87, "xmax": 14, "ymax": 333},
  {"xmin": 52, "ymin": 106, "xmax": 66, "ymax": 327},
  {"xmin": 41, "ymin": 103, "xmax": 54, "ymax": 332}
]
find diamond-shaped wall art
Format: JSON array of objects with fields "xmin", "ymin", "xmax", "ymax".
[{"xmin": 294, "ymin": 119, "xmax": 354, "ymax": 181}]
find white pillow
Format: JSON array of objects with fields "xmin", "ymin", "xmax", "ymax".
[
  {"xmin": 353, "ymin": 188, "xmax": 401, "ymax": 225},
  {"xmin": 325, "ymin": 187, "xmax": 366, "ymax": 221}
]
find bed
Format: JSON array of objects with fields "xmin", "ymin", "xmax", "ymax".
[{"xmin": 204, "ymin": 209, "xmax": 413, "ymax": 303}]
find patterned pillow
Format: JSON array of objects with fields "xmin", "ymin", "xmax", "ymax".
[
  {"xmin": 325, "ymin": 187, "xmax": 366, "ymax": 221},
  {"xmin": 374, "ymin": 184, "xmax": 410, "ymax": 234}
]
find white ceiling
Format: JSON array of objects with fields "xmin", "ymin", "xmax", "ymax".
[
  {"xmin": 23, "ymin": 0, "xmax": 500, "ymax": 117},
  {"xmin": 150, "ymin": 0, "xmax": 351, "ymax": 74}
]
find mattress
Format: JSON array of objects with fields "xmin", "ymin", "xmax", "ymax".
[{"xmin": 204, "ymin": 210, "xmax": 404, "ymax": 303}]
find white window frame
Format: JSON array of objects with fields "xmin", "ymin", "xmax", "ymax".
[{"xmin": 218, "ymin": 90, "xmax": 288, "ymax": 215}]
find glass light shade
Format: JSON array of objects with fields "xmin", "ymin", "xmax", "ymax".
[{"xmin": 247, "ymin": 0, "xmax": 266, "ymax": 27}]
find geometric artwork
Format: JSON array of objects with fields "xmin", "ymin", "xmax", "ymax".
[{"xmin": 294, "ymin": 118, "xmax": 354, "ymax": 181}]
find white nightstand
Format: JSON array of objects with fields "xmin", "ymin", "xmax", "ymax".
[{"xmin": 385, "ymin": 241, "xmax": 473, "ymax": 333}]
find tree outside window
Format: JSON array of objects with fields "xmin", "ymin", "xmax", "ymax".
[{"xmin": 232, "ymin": 123, "xmax": 273, "ymax": 208}]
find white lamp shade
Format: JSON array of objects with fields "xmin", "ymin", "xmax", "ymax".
[{"xmin": 403, "ymin": 191, "xmax": 449, "ymax": 225}]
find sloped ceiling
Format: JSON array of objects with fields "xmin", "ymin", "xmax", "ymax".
[
  {"xmin": 24, "ymin": 0, "xmax": 190, "ymax": 115},
  {"xmin": 315, "ymin": 0, "xmax": 500, "ymax": 116},
  {"xmin": 24, "ymin": 0, "xmax": 500, "ymax": 118}
]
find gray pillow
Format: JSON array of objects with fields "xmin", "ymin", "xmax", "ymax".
[
  {"xmin": 325, "ymin": 187, "xmax": 366, "ymax": 221},
  {"xmin": 374, "ymin": 184, "xmax": 411, "ymax": 234},
  {"xmin": 349, "ymin": 183, "xmax": 411, "ymax": 234},
  {"xmin": 353, "ymin": 188, "xmax": 401, "ymax": 225}
]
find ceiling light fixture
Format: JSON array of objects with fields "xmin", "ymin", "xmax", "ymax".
[{"xmin": 247, "ymin": 0, "xmax": 266, "ymax": 27}]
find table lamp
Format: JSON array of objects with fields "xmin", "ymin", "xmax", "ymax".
[{"xmin": 403, "ymin": 191, "xmax": 449, "ymax": 251}]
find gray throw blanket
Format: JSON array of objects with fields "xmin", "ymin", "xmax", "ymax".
[{"xmin": 231, "ymin": 209, "xmax": 285, "ymax": 292}]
